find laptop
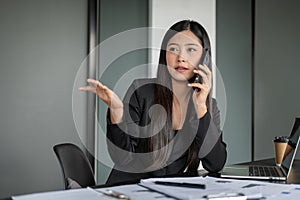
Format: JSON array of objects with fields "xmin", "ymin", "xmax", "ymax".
[{"xmin": 221, "ymin": 117, "xmax": 300, "ymax": 181}]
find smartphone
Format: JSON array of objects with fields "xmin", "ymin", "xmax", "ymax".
[{"xmin": 192, "ymin": 48, "xmax": 209, "ymax": 90}]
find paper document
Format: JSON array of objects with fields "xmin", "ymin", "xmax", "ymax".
[{"xmin": 140, "ymin": 176, "xmax": 300, "ymax": 200}]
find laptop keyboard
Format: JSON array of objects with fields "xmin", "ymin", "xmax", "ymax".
[{"xmin": 249, "ymin": 166, "xmax": 279, "ymax": 177}]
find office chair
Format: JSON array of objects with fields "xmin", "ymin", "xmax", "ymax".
[{"xmin": 53, "ymin": 143, "xmax": 96, "ymax": 189}]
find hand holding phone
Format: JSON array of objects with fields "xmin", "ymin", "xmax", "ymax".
[{"xmin": 193, "ymin": 48, "xmax": 209, "ymax": 90}]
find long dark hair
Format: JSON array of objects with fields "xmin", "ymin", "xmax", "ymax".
[{"xmin": 149, "ymin": 20, "xmax": 213, "ymax": 172}]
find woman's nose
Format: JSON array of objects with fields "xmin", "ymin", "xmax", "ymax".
[{"xmin": 177, "ymin": 54, "xmax": 186, "ymax": 63}]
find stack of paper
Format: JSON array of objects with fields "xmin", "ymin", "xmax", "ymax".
[{"xmin": 140, "ymin": 176, "xmax": 300, "ymax": 200}]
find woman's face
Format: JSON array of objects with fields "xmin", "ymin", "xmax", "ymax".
[{"xmin": 166, "ymin": 30, "xmax": 203, "ymax": 82}]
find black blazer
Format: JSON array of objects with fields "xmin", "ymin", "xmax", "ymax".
[{"xmin": 105, "ymin": 78, "xmax": 227, "ymax": 184}]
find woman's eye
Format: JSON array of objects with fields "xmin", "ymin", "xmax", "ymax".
[
  {"xmin": 169, "ymin": 47, "xmax": 178, "ymax": 52},
  {"xmin": 187, "ymin": 48, "xmax": 196, "ymax": 52}
]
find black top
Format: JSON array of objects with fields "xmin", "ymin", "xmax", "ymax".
[{"xmin": 105, "ymin": 78, "xmax": 227, "ymax": 184}]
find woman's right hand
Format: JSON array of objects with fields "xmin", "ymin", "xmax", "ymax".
[{"xmin": 79, "ymin": 79, "xmax": 123, "ymax": 123}]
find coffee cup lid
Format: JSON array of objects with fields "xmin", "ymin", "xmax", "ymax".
[{"xmin": 274, "ymin": 136, "xmax": 289, "ymax": 142}]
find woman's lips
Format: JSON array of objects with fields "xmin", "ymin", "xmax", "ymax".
[{"xmin": 175, "ymin": 66, "xmax": 188, "ymax": 72}]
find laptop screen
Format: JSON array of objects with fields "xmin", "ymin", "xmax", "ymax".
[{"xmin": 281, "ymin": 118, "xmax": 300, "ymax": 176}]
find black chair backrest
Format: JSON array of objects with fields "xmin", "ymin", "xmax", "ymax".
[{"xmin": 53, "ymin": 143, "xmax": 96, "ymax": 189}]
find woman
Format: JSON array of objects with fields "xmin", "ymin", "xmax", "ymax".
[{"xmin": 80, "ymin": 20, "xmax": 227, "ymax": 184}]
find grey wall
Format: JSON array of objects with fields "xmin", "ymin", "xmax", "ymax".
[
  {"xmin": 217, "ymin": 0, "xmax": 300, "ymax": 163},
  {"xmin": 216, "ymin": 0, "xmax": 252, "ymax": 164},
  {"xmin": 0, "ymin": 0, "xmax": 87, "ymax": 198},
  {"xmin": 254, "ymin": 0, "xmax": 300, "ymax": 160},
  {"xmin": 96, "ymin": 0, "xmax": 148, "ymax": 183}
]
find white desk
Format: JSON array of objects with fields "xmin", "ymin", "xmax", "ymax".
[{"xmin": 11, "ymin": 176, "xmax": 300, "ymax": 200}]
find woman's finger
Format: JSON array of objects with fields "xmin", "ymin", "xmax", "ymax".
[
  {"xmin": 79, "ymin": 86, "xmax": 96, "ymax": 93},
  {"xmin": 86, "ymin": 78, "xmax": 100, "ymax": 87},
  {"xmin": 199, "ymin": 64, "xmax": 211, "ymax": 77}
]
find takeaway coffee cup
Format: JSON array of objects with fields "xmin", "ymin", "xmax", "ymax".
[{"xmin": 273, "ymin": 136, "xmax": 289, "ymax": 166}]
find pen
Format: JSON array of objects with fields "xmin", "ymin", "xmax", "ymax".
[
  {"xmin": 87, "ymin": 187, "xmax": 131, "ymax": 200},
  {"xmin": 154, "ymin": 181, "xmax": 206, "ymax": 189}
]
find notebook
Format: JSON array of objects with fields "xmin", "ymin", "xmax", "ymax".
[{"xmin": 221, "ymin": 117, "xmax": 300, "ymax": 181}]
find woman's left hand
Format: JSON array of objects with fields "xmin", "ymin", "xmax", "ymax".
[{"xmin": 188, "ymin": 64, "xmax": 212, "ymax": 118}]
